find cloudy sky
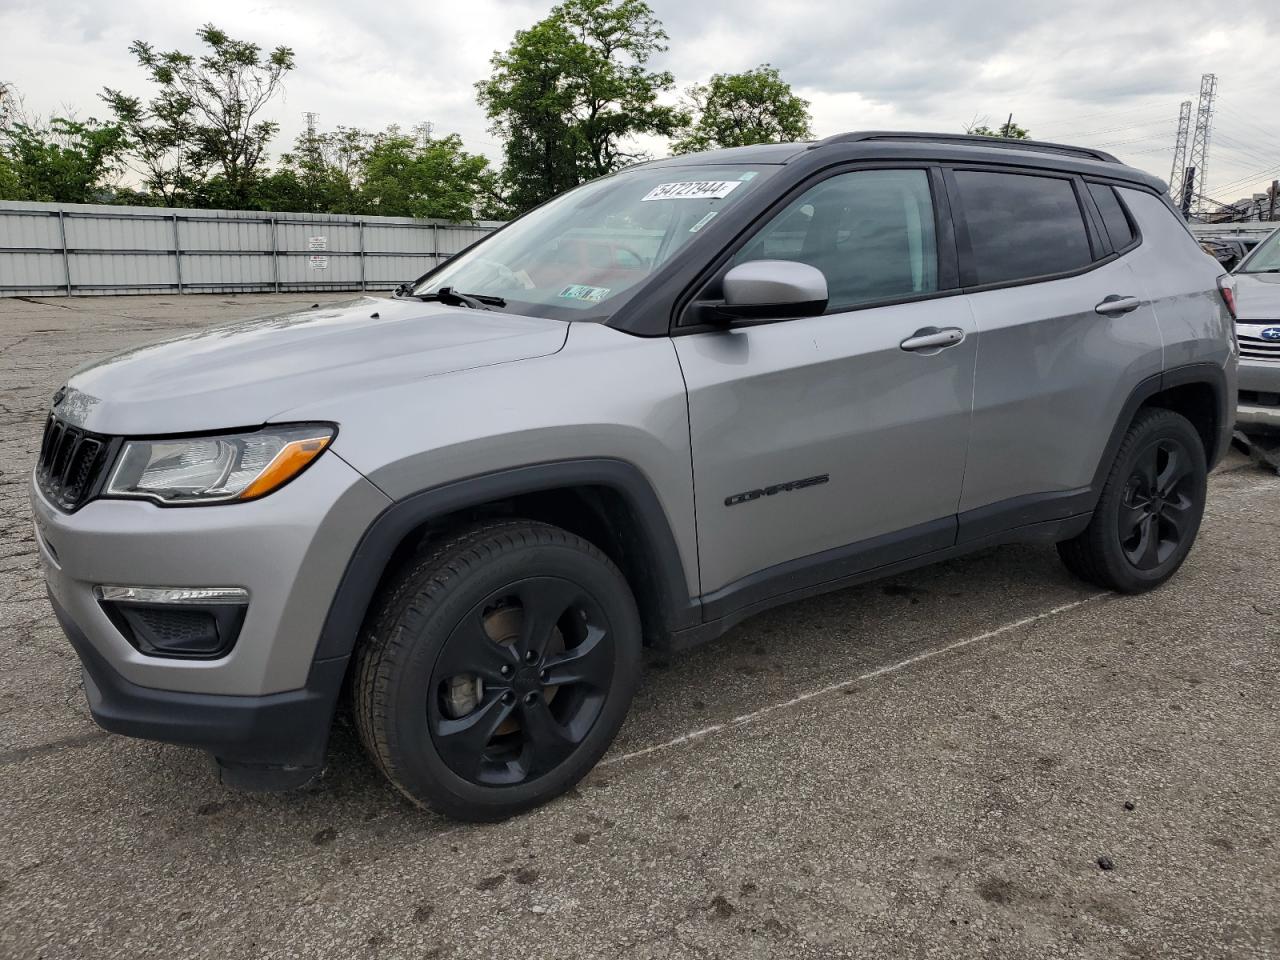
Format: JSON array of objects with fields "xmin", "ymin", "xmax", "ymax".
[{"xmin": 2, "ymin": 0, "xmax": 1278, "ymax": 203}]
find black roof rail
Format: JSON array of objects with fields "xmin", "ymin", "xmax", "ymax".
[{"xmin": 808, "ymin": 131, "xmax": 1121, "ymax": 164}]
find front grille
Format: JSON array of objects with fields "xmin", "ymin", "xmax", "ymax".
[
  {"xmin": 36, "ymin": 415, "xmax": 113, "ymax": 511},
  {"xmin": 1238, "ymin": 328, "xmax": 1280, "ymax": 362}
]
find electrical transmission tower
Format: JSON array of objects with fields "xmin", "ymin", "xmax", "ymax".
[
  {"xmin": 1169, "ymin": 100, "xmax": 1192, "ymax": 207},
  {"xmin": 1187, "ymin": 74, "xmax": 1217, "ymax": 215}
]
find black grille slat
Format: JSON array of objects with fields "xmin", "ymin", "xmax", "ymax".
[
  {"xmin": 1237, "ymin": 331, "xmax": 1280, "ymax": 362},
  {"xmin": 36, "ymin": 413, "xmax": 112, "ymax": 512},
  {"xmin": 49, "ymin": 424, "xmax": 74, "ymax": 481},
  {"xmin": 62, "ymin": 438, "xmax": 103, "ymax": 504},
  {"xmin": 59, "ymin": 435, "xmax": 84, "ymax": 490}
]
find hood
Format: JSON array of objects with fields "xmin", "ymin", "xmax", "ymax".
[
  {"xmin": 55, "ymin": 297, "xmax": 568, "ymax": 435},
  {"xmin": 1232, "ymin": 271, "xmax": 1280, "ymax": 323}
]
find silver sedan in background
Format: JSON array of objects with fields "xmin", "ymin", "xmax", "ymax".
[{"xmin": 1232, "ymin": 225, "xmax": 1280, "ymax": 431}]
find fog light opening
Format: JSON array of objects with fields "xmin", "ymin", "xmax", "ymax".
[{"xmin": 94, "ymin": 585, "xmax": 249, "ymax": 660}]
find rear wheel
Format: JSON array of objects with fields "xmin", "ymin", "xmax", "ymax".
[
  {"xmin": 354, "ymin": 520, "xmax": 641, "ymax": 821},
  {"xmin": 1058, "ymin": 408, "xmax": 1207, "ymax": 593}
]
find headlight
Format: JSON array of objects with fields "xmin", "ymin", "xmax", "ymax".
[{"xmin": 104, "ymin": 424, "xmax": 335, "ymax": 505}]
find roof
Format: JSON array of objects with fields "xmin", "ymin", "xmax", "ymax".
[{"xmin": 639, "ymin": 131, "xmax": 1165, "ymax": 192}]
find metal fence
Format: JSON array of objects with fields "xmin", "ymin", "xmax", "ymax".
[
  {"xmin": 1189, "ymin": 222, "xmax": 1277, "ymax": 242},
  {"xmin": 0, "ymin": 201, "xmax": 504, "ymax": 297}
]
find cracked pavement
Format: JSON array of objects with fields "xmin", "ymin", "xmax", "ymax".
[{"xmin": 1, "ymin": 294, "xmax": 1278, "ymax": 959}]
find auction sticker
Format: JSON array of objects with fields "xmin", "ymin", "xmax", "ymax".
[
  {"xmin": 641, "ymin": 180, "xmax": 742, "ymax": 202},
  {"xmin": 558, "ymin": 284, "xmax": 611, "ymax": 303}
]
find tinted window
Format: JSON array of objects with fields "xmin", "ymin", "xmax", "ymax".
[
  {"xmin": 734, "ymin": 169, "xmax": 938, "ymax": 311},
  {"xmin": 954, "ymin": 171, "xmax": 1092, "ymax": 285},
  {"xmin": 1088, "ymin": 183, "xmax": 1137, "ymax": 250}
]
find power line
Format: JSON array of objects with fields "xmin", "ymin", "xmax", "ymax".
[
  {"xmin": 1210, "ymin": 132, "xmax": 1278, "ymax": 170},
  {"xmin": 1210, "ymin": 162, "xmax": 1280, "ymax": 197},
  {"xmin": 1215, "ymin": 105, "xmax": 1280, "ymax": 148},
  {"xmin": 1033, "ymin": 101, "xmax": 1176, "ymax": 131},
  {"xmin": 1040, "ymin": 116, "xmax": 1177, "ymax": 140}
]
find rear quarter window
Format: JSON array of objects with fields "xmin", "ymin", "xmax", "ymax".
[
  {"xmin": 953, "ymin": 170, "xmax": 1093, "ymax": 286},
  {"xmin": 1088, "ymin": 183, "xmax": 1138, "ymax": 251}
]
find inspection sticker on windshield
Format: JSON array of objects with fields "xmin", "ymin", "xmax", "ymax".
[
  {"xmin": 689, "ymin": 211, "xmax": 718, "ymax": 233},
  {"xmin": 558, "ymin": 284, "xmax": 611, "ymax": 303},
  {"xmin": 641, "ymin": 180, "xmax": 742, "ymax": 202}
]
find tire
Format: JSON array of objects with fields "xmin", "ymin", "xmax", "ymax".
[
  {"xmin": 353, "ymin": 519, "xmax": 641, "ymax": 821},
  {"xmin": 1057, "ymin": 407, "xmax": 1207, "ymax": 593}
]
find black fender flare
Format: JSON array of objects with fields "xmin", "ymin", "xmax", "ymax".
[
  {"xmin": 1090, "ymin": 361, "xmax": 1231, "ymax": 494},
  {"xmin": 307, "ymin": 458, "xmax": 697, "ymax": 674}
]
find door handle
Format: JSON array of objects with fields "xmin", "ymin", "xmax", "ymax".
[
  {"xmin": 1095, "ymin": 295, "xmax": 1142, "ymax": 316},
  {"xmin": 900, "ymin": 326, "xmax": 966, "ymax": 352}
]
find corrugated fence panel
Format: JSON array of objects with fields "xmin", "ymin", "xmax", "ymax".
[
  {"xmin": 277, "ymin": 221, "xmax": 361, "ymax": 253},
  {"xmin": 183, "ymin": 217, "xmax": 274, "ymax": 253},
  {"xmin": 0, "ymin": 251, "xmax": 66, "ymax": 293},
  {"xmin": 69, "ymin": 213, "xmax": 172, "ymax": 252},
  {"xmin": 438, "ymin": 226, "xmax": 492, "ymax": 254},
  {"xmin": 364, "ymin": 223, "xmax": 436, "ymax": 254},
  {"xmin": 2, "ymin": 210, "xmax": 62, "ymax": 249},
  {"xmin": 365, "ymin": 255, "xmax": 439, "ymax": 284},
  {"xmin": 181, "ymin": 253, "xmax": 274, "ymax": 289},
  {"xmin": 70, "ymin": 252, "xmax": 176, "ymax": 290},
  {"xmin": 0, "ymin": 201, "xmax": 503, "ymax": 296}
]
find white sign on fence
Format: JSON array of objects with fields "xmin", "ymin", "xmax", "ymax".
[
  {"xmin": 308, "ymin": 236, "xmax": 328, "ymax": 250},
  {"xmin": 309, "ymin": 256, "xmax": 329, "ymax": 270}
]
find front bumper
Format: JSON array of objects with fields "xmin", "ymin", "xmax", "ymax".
[
  {"xmin": 32, "ymin": 449, "xmax": 390, "ymax": 778},
  {"xmin": 50, "ymin": 593, "xmax": 346, "ymax": 787}
]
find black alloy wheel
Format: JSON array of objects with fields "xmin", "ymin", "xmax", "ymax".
[
  {"xmin": 428, "ymin": 577, "xmax": 615, "ymax": 786},
  {"xmin": 1117, "ymin": 436, "xmax": 1197, "ymax": 570}
]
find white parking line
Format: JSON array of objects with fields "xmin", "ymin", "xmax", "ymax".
[{"xmin": 601, "ymin": 592, "xmax": 1110, "ymax": 769}]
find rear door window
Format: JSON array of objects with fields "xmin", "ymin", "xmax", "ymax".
[
  {"xmin": 1087, "ymin": 183, "xmax": 1138, "ymax": 251},
  {"xmin": 952, "ymin": 170, "xmax": 1093, "ymax": 286}
]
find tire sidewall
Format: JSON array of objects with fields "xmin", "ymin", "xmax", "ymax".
[{"xmin": 380, "ymin": 537, "xmax": 640, "ymax": 819}]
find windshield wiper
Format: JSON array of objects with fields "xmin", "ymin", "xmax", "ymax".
[{"xmin": 415, "ymin": 286, "xmax": 506, "ymax": 309}]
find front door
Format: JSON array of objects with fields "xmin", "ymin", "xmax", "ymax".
[{"xmin": 673, "ymin": 167, "xmax": 977, "ymax": 605}]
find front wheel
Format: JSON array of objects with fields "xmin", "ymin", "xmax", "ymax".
[
  {"xmin": 1058, "ymin": 408, "xmax": 1207, "ymax": 593},
  {"xmin": 354, "ymin": 520, "xmax": 641, "ymax": 821}
]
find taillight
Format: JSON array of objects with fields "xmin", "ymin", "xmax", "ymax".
[{"xmin": 1217, "ymin": 276, "xmax": 1237, "ymax": 319}]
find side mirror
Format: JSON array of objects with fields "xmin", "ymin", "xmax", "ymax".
[{"xmin": 700, "ymin": 260, "xmax": 828, "ymax": 323}]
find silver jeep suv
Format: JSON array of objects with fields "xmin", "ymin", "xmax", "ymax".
[{"xmin": 32, "ymin": 132, "xmax": 1236, "ymax": 821}]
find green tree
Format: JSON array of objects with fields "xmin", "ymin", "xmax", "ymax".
[
  {"xmin": 2, "ymin": 117, "xmax": 128, "ymax": 203},
  {"xmin": 106, "ymin": 24, "xmax": 295, "ymax": 207},
  {"xmin": 101, "ymin": 82, "xmax": 206, "ymax": 204},
  {"xmin": 672, "ymin": 65, "xmax": 812, "ymax": 154},
  {"xmin": 0, "ymin": 83, "xmax": 19, "ymax": 199},
  {"xmin": 357, "ymin": 128, "xmax": 499, "ymax": 221},
  {"xmin": 477, "ymin": 0, "xmax": 685, "ymax": 213},
  {"xmin": 966, "ymin": 116, "xmax": 1030, "ymax": 139},
  {"xmin": 275, "ymin": 123, "xmax": 369, "ymax": 212}
]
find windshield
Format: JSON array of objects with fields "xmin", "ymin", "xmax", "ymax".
[
  {"xmin": 1236, "ymin": 228, "xmax": 1280, "ymax": 273},
  {"xmin": 410, "ymin": 164, "xmax": 777, "ymax": 320}
]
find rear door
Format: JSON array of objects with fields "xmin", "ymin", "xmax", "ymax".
[
  {"xmin": 674, "ymin": 166, "xmax": 977, "ymax": 603},
  {"xmin": 946, "ymin": 167, "xmax": 1165, "ymax": 537}
]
